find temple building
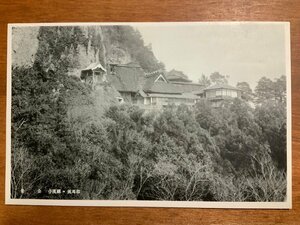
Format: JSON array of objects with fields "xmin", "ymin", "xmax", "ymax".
[
  {"xmin": 81, "ymin": 62, "xmax": 241, "ymax": 109},
  {"xmin": 80, "ymin": 62, "xmax": 107, "ymax": 89},
  {"xmin": 106, "ymin": 63, "xmax": 203, "ymax": 109}
]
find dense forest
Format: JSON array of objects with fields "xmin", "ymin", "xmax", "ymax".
[{"xmin": 11, "ymin": 26, "xmax": 287, "ymax": 201}]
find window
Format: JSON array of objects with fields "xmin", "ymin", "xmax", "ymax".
[
  {"xmin": 231, "ymin": 91, "xmax": 238, "ymax": 97},
  {"xmin": 110, "ymin": 65, "xmax": 116, "ymax": 75},
  {"xmin": 151, "ymin": 97, "xmax": 157, "ymax": 105},
  {"xmin": 131, "ymin": 93, "xmax": 138, "ymax": 104},
  {"xmin": 216, "ymin": 90, "xmax": 222, "ymax": 96}
]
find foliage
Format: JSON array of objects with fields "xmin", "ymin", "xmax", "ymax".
[
  {"xmin": 198, "ymin": 74, "xmax": 211, "ymax": 87},
  {"xmin": 255, "ymin": 75, "xmax": 286, "ymax": 104},
  {"xmin": 103, "ymin": 26, "xmax": 165, "ymax": 72},
  {"xmin": 254, "ymin": 101, "xmax": 287, "ymax": 170},
  {"xmin": 210, "ymin": 72, "xmax": 228, "ymax": 85},
  {"xmin": 11, "ymin": 71, "xmax": 287, "ymax": 201},
  {"xmin": 236, "ymin": 82, "xmax": 253, "ymax": 101},
  {"xmin": 35, "ymin": 26, "xmax": 86, "ymax": 73}
]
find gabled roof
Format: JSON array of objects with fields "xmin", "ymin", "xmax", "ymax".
[
  {"xmin": 142, "ymin": 73, "xmax": 160, "ymax": 91},
  {"xmin": 107, "ymin": 63, "xmax": 205, "ymax": 96},
  {"xmin": 82, "ymin": 62, "xmax": 106, "ymax": 72},
  {"xmin": 142, "ymin": 71, "xmax": 189, "ymax": 94},
  {"xmin": 107, "ymin": 63, "xmax": 144, "ymax": 92},
  {"xmin": 204, "ymin": 83, "xmax": 240, "ymax": 91},
  {"xmin": 142, "ymin": 72, "xmax": 170, "ymax": 92}
]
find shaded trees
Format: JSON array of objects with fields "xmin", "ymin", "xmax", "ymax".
[
  {"xmin": 255, "ymin": 101, "xmax": 287, "ymax": 170},
  {"xmin": 255, "ymin": 75, "xmax": 286, "ymax": 104},
  {"xmin": 104, "ymin": 26, "xmax": 165, "ymax": 72},
  {"xmin": 11, "ymin": 86, "xmax": 287, "ymax": 201},
  {"xmin": 236, "ymin": 82, "xmax": 253, "ymax": 101},
  {"xmin": 254, "ymin": 75, "xmax": 287, "ymax": 170},
  {"xmin": 198, "ymin": 74, "xmax": 211, "ymax": 87},
  {"xmin": 210, "ymin": 72, "xmax": 228, "ymax": 85}
]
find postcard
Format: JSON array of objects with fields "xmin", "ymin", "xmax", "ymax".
[{"xmin": 6, "ymin": 22, "xmax": 291, "ymax": 208}]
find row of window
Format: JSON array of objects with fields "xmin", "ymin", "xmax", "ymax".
[
  {"xmin": 206, "ymin": 89, "xmax": 238, "ymax": 98},
  {"xmin": 149, "ymin": 97, "xmax": 195, "ymax": 105}
]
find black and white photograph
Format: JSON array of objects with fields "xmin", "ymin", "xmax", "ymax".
[{"xmin": 6, "ymin": 22, "xmax": 291, "ymax": 208}]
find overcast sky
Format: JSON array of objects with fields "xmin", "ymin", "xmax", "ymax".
[{"xmin": 135, "ymin": 23, "xmax": 288, "ymax": 89}]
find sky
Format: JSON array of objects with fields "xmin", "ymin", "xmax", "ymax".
[{"xmin": 135, "ymin": 23, "xmax": 288, "ymax": 89}]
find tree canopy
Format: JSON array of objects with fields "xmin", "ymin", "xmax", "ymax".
[
  {"xmin": 236, "ymin": 82, "xmax": 253, "ymax": 101},
  {"xmin": 198, "ymin": 74, "xmax": 211, "ymax": 87},
  {"xmin": 254, "ymin": 75, "xmax": 286, "ymax": 104},
  {"xmin": 210, "ymin": 72, "xmax": 228, "ymax": 85}
]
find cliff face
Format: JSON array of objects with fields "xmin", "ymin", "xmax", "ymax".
[
  {"xmin": 11, "ymin": 25, "xmax": 166, "ymax": 117},
  {"xmin": 11, "ymin": 25, "xmax": 163, "ymax": 112},
  {"xmin": 12, "ymin": 27, "xmax": 40, "ymax": 68},
  {"xmin": 66, "ymin": 26, "xmax": 133, "ymax": 77},
  {"xmin": 11, "ymin": 25, "xmax": 162, "ymax": 77}
]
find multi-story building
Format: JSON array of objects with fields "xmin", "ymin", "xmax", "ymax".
[{"xmin": 81, "ymin": 62, "xmax": 241, "ymax": 108}]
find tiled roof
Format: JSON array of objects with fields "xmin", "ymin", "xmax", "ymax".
[
  {"xmin": 143, "ymin": 73, "xmax": 204, "ymax": 94},
  {"xmin": 142, "ymin": 72, "xmax": 178, "ymax": 93},
  {"xmin": 144, "ymin": 81, "xmax": 183, "ymax": 94},
  {"xmin": 142, "ymin": 73, "xmax": 160, "ymax": 91},
  {"xmin": 108, "ymin": 63, "xmax": 205, "ymax": 96}
]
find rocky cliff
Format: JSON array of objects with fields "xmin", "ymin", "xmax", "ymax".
[
  {"xmin": 11, "ymin": 25, "xmax": 162, "ymax": 76},
  {"xmin": 12, "ymin": 26, "xmax": 40, "ymax": 68},
  {"xmin": 11, "ymin": 25, "xmax": 165, "ymax": 116}
]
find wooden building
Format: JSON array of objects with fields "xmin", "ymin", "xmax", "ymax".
[
  {"xmin": 82, "ymin": 62, "xmax": 242, "ymax": 108},
  {"xmin": 203, "ymin": 83, "xmax": 242, "ymax": 107},
  {"xmin": 141, "ymin": 71, "xmax": 202, "ymax": 108},
  {"xmin": 105, "ymin": 63, "xmax": 204, "ymax": 109},
  {"xmin": 80, "ymin": 62, "xmax": 107, "ymax": 88}
]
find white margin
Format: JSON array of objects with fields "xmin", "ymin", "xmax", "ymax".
[
  {"xmin": 285, "ymin": 22, "xmax": 292, "ymax": 209},
  {"xmin": 5, "ymin": 23, "xmax": 12, "ymax": 207},
  {"xmin": 5, "ymin": 22, "xmax": 292, "ymax": 209}
]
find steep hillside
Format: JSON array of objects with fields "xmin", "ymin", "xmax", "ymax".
[{"xmin": 11, "ymin": 25, "xmax": 165, "ymax": 116}]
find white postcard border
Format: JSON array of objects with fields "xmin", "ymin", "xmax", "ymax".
[{"xmin": 5, "ymin": 22, "xmax": 292, "ymax": 209}]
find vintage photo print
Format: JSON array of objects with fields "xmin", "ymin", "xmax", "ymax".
[{"xmin": 6, "ymin": 22, "xmax": 291, "ymax": 208}]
